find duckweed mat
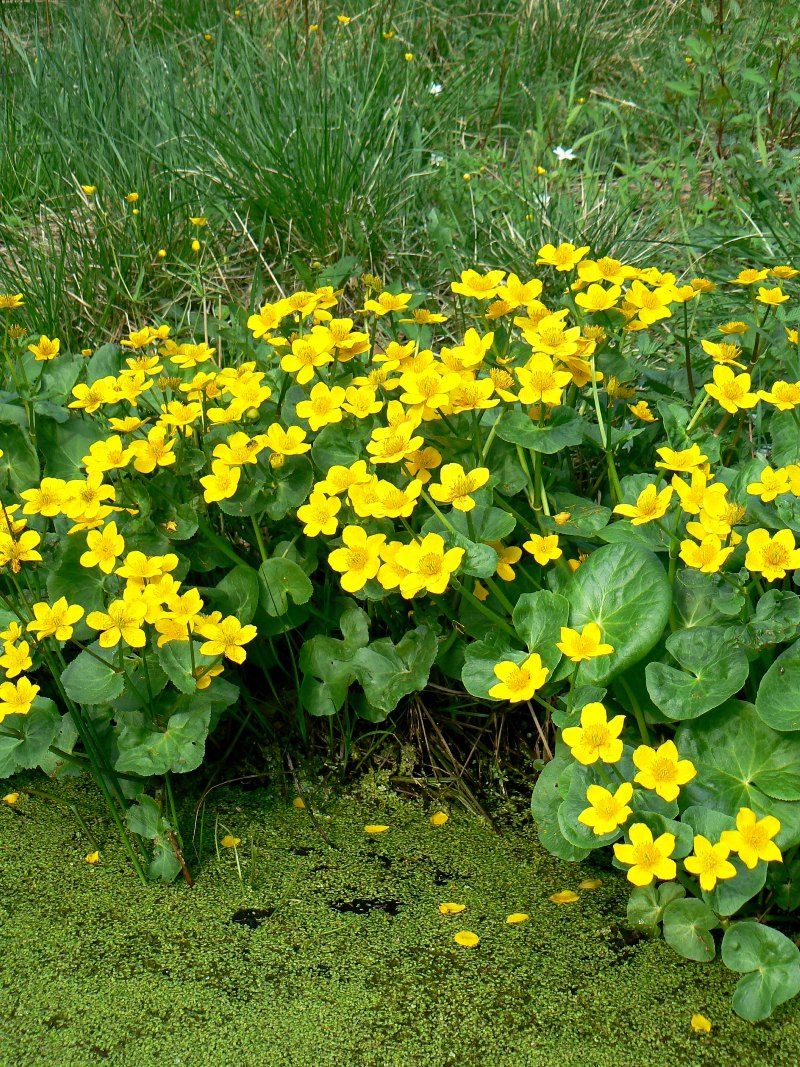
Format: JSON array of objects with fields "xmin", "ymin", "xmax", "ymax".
[{"xmin": 1, "ymin": 777, "xmax": 799, "ymax": 1066}]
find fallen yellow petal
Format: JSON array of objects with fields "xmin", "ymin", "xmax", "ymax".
[
  {"xmin": 2, "ymin": 792, "xmax": 20, "ymax": 806},
  {"xmin": 438, "ymin": 902, "xmax": 466, "ymax": 915},
  {"xmin": 85, "ymin": 851, "xmax": 100, "ymax": 865},
  {"xmin": 454, "ymin": 930, "xmax": 480, "ymax": 947},
  {"xmin": 220, "ymin": 835, "xmax": 241, "ymax": 848},
  {"xmin": 691, "ymin": 1014, "xmax": 712, "ymax": 1033},
  {"xmin": 579, "ymin": 878, "xmax": 602, "ymax": 890},
  {"xmin": 506, "ymin": 912, "xmax": 530, "ymax": 924},
  {"xmin": 364, "ymin": 824, "xmax": 390, "ymax": 835},
  {"xmin": 549, "ymin": 890, "xmax": 579, "ymax": 904},
  {"xmin": 430, "ymin": 811, "xmax": 449, "ymax": 827},
  {"xmin": 292, "ymin": 797, "xmax": 306, "ymax": 810}
]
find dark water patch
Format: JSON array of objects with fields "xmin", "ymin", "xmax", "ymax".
[
  {"xmin": 329, "ymin": 898, "xmax": 403, "ymax": 916},
  {"xmin": 231, "ymin": 907, "xmax": 275, "ymax": 929}
]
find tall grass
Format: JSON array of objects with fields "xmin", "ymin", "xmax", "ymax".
[{"xmin": 1, "ymin": 0, "xmax": 797, "ymax": 343}]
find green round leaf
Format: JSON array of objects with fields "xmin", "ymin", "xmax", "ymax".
[
  {"xmin": 645, "ymin": 626, "xmax": 750, "ymax": 721},
  {"xmin": 756, "ymin": 637, "xmax": 800, "ymax": 731},
  {"xmin": 512, "ymin": 590, "xmax": 570, "ymax": 673},
  {"xmin": 662, "ymin": 898, "xmax": 718, "ymax": 962},
  {"xmin": 495, "ymin": 406, "xmax": 585, "ymax": 454},
  {"xmin": 565, "ymin": 544, "xmax": 671, "ymax": 684}
]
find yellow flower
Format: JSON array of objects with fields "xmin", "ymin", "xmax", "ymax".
[
  {"xmin": 189, "ymin": 216, "xmax": 207, "ymax": 227},
  {"xmin": 628, "ymin": 400, "xmax": 656, "ymax": 422},
  {"xmin": 197, "ymin": 615, "xmax": 257, "ymax": 664},
  {"xmin": 759, "ymin": 380, "xmax": 800, "ymax": 410},
  {"xmin": 80, "ymin": 521, "xmax": 125, "ymax": 573},
  {"xmin": 0, "ymin": 530, "xmax": 42, "ymax": 573},
  {"xmin": 613, "ymin": 484, "xmax": 673, "ymax": 525},
  {"xmin": 704, "ymin": 365, "xmax": 759, "ymax": 413},
  {"xmin": 578, "ymin": 782, "xmax": 634, "ymax": 836},
  {"xmin": 261, "ymin": 424, "xmax": 311, "ymax": 456},
  {"xmin": 691, "ymin": 1014, "xmax": 712, "ymax": 1034},
  {"xmin": 578, "ymin": 257, "xmax": 633, "ymax": 285},
  {"xmin": 328, "ymin": 526, "xmax": 386, "ymax": 592},
  {"xmin": 489, "ymin": 542, "xmax": 522, "ymax": 581},
  {"xmin": 363, "ymin": 291, "xmax": 412, "ymax": 315},
  {"xmin": 488, "ymin": 654, "xmax": 549, "ymax": 703},
  {"xmin": 430, "ymin": 811, "xmax": 449, "ymax": 827},
  {"xmin": 125, "ymin": 191, "xmax": 139, "ymax": 203},
  {"xmin": 86, "ymin": 594, "xmax": 148, "ymax": 649},
  {"xmin": 733, "ymin": 268, "xmax": 768, "ymax": 285},
  {"xmin": 428, "ymin": 463, "xmax": 489, "ymax": 512},
  {"xmin": 720, "ymin": 808, "xmax": 782, "ymax": 869},
  {"xmin": 453, "ymin": 930, "xmax": 480, "ymax": 947},
  {"xmin": 684, "ymin": 835, "xmax": 737, "ymax": 891},
  {"xmin": 745, "ymin": 528, "xmax": 800, "ymax": 581},
  {"xmin": 220, "ymin": 835, "xmax": 241, "ymax": 848},
  {"xmin": 438, "ymin": 902, "xmax": 465, "ymax": 915},
  {"xmin": 516, "ymin": 353, "xmax": 572, "ymax": 405},
  {"xmin": 757, "ymin": 286, "xmax": 789, "ymax": 306},
  {"xmin": 523, "ymin": 533, "xmax": 562, "ymax": 566},
  {"xmin": 19, "ymin": 477, "xmax": 67, "ymax": 517},
  {"xmin": 701, "ymin": 339, "xmax": 744, "ymax": 367},
  {"xmin": 366, "ymin": 424, "xmax": 425, "ymax": 464},
  {"xmin": 575, "ymin": 283, "xmax": 622, "ymax": 312},
  {"xmin": 613, "ymin": 823, "xmax": 677, "ymax": 886},
  {"xmin": 0, "ymin": 676, "xmax": 40, "ymax": 721},
  {"xmin": 556, "ymin": 623, "xmax": 614, "ymax": 663},
  {"xmin": 200, "ymin": 461, "xmax": 241, "ymax": 504},
  {"xmin": 655, "ymin": 444, "xmax": 707, "ymax": 473},
  {"xmin": 747, "ymin": 466, "xmax": 790, "ymax": 502},
  {"xmin": 450, "ymin": 269, "xmax": 506, "ymax": 300},
  {"xmin": 80, "ymin": 184, "xmax": 97, "ymax": 195},
  {"xmin": 27, "ymin": 597, "xmax": 85, "ymax": 642},
  {"xmin": 130, "ymin": 426, "xmax": 176, "ymax": 473},
  {"xmin": 632, "ymin": 740, "xmax": 696, "ymax": 802},
  {"xmin": 27, "ymin": 335, "xmax": 60, "ymax": 361},
  {"xmin": 679, "ymin": 535, "xmax": 734, "ymax": 574},
  {"xmin": 0, "ymin": 293, "xmax": 24, "ymax": 310},
  {"xmin": 395, "ymin": 533, "xmax": 464, "ymax": 598},
  {"xmin": 337, "ymin": 13, "xmax": 351, "ymax": 24},
  {"xmin": 296, "ymin": 491, "xmax": 341, "ymax": 537},
  {"xmin": 0, "ymin": 640, "xmax": 32, "ymax": 679},
  {"xmin": 536, "ymin": 242, "xmax": 590, "ymax": 272},
  {"xmin": 549, "ymin": 890, "xmax": 579, "ymax": 904},
  {"xmin": 281, "ymin": 334, "xmax": 334, "ymax": 384},
  {"xmin": 624, "ymin": 280, "xmax": 674, "ymax": 325},
  {"xmin": 295, "ymin": 382, "xmax": 346, "ymax": 431},
  {"xmin": 191, "ymin": 239, "xmax": 201, "ymax": 252},
  {"xmin": 562, "ymin": 702, "xmax": 625, "ymax": 765}
]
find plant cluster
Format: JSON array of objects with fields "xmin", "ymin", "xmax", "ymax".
[{"xmin": 1, "ymin": 242, "xmax": 800, "ymax": 1018}]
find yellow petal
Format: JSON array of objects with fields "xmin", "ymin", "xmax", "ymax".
[
  {"xmin": 85, "ymin": 851, "xmax": 100, "ymax": 865},
  {"xmin": 292, "ymin": 797, "xmax": 306, "ymax": 809},
  {"xmin": 579, "ymin": 878, "xmax": 602, "ymax": 890},
  {"xmin": 364, "ymin": 824, "xmax": 390, "ymax": 835},
  {"xmin": 691, "ymin": 1014, "xmax": 712, "ymax": 1033},
  {"xmin": 506, "ymin": 912, "xmax": 530, "ymax": 924},
  {"xmin": 549, "ymin": 890, "xmax": 579, "ymax": 904},
  {"xmin": 220, "ymin": 835, "xmax": 241, "ymax": 848},
  {"xmin": 2, "ymin": 792, "xmax": 19, "ymax": 805},
  {"xmin": 454, "ymin": 930, "xmax": 480, "ymax": 947},
  {"xmin": 430, "ymin": 811, "xmax": 449, "ymax": 827},
  {"xmin": 438, "ymin": 902, "xmax": 466, "ymax": 915}
]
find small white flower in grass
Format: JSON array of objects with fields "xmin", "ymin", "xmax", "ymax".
[
  {"xmin": 553, "ymin": 145, "xmax": 576, "ymax": 161},
  {"xmin": 429, "ymin": 83, "xmax": 443, "ymax": 95}
]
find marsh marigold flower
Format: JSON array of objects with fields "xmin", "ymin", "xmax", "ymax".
[
  {"xmin": 488, "ymin": 654, "xmax": 548, "ymax": 703},
  {"xmin": 557, "ymin": 623, "xmax": 614, "ymax": 662},
  {"xmin": 450, "ymin": 269, "xmax": 506, "ymax": 300},
  {"xmin": 578, "ymin": 782, "xmax": 633, "ymax": 836},
  {"xmin": 720, "ymin": 808, "xmax": 782, "ymax": 869},
  {"xmin": 614, "ymin": 823, "xmax": 676, "ymax": 886},
  {"xmin": 632, "ymin": 740, "xmax": 696, "ymax": 802},
  {"xmin": 613, "ymin": 484, "xmax": 673, "ymax": 525},
  {"xmin": 745, "ymin": 529, "xmax": 800, "ymax": 581},
  {"xmin": 523, "ymin": 533, "xmax": 562, "ymax": 566},
  {"xmin": 429, "ymin": 463, "xmax": 489, "ymax": 512},
  {"xmin": 27, "ymin": 598, "xmax": 84, "ymax": 642},
  {"xmin": 328, "ymin": 526, "xmax": 386, "ymax": 592},
  {"xmin": 684, "ymin": 835, "xmax": 737, "ymax": 891},
  {"xmin": 395, "ymin": 533, "xmax": 464, "ymax": 598},
  {"xmin": 704, "ymin": 366, "xmax": 759, "ymax": 413},
  {"xmin": 28, "ymin": 335, "xmax": 60, "ymax": 361},
  {"xmin": 0, "ymin": 677, "xmax": 39, "ymax": 721},
  {"xmin": 562, "ymin": 702, "xmax": 624, "ymax": 765}
]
